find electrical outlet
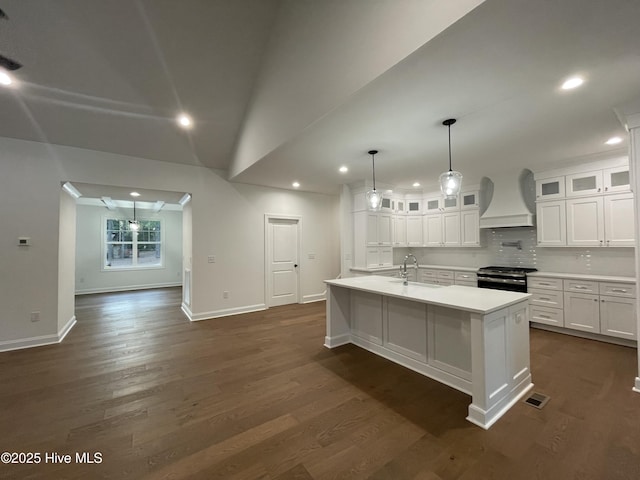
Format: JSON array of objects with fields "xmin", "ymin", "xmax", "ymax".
[
  {"xmin": 207, "ymin": 255, "xmax": 216, "ymax": 263},
  {"xmin": 308, "ymin": 253, "xmax": 316, "ymax": 259},
  {"xmin": 30, "ymin": 311, "xmax": 40, "ymax": 323},
  {"xmin": 223, "ymin": 291, "xmax": 229, "ymax": 299}
]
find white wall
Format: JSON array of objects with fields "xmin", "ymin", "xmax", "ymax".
[
  {"xmin": 75, "ymin": 204, "xmax": 183, "ymax": 294},
  {"xmin": 0, "ymin": 137, "xmax": 340, "ymax": 350},
  {"xmin": 58, "ymin": 190, "xmax": 76, "ymax": 334}
]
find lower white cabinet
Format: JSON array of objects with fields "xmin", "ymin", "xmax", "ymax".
[
  {"xmin": 564, "ymin": 292, "xmax": 600, "ymax": 333},
  {"xmin": 529, "ymin": 276, "xmax": 637, "ymax": 341},
  {"xmin": 599, "ymin": 295, "xmax": 636, "ymax": 340}
]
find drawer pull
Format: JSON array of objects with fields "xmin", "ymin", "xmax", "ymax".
[
  {"xmin": 539, "ymin": 297, "xmax": 551, "ymax": 301},
  {"xmin": 574, "ymin": 286, "xmax": 588, "ymax": 290},
  {"xmin": 611, "ymin": 288, "xmax": 628, "ymax": 293},
  {"xmin": 538, "ymin": 282, "xmax": 551, "ymax": 286},
  {"xmin": 538, "ymin": 314, "xmax": 551, "ymax": 319}
]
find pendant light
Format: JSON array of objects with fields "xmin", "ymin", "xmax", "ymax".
[
  {"xmin": 129, "ymin": 201, "xmax": 140, "ymax": 232},
  {"xmin": 365, "ymin": 149, "xmax": 383, "ymax": 211},
  {"xmin": 439, "ymin": 118, "xmax": 462, "ymax": 198}
]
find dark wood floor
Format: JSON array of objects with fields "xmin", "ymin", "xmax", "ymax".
[{"xmin": 1, "ymin": 287, "xmax": 639, "ymax": 479}]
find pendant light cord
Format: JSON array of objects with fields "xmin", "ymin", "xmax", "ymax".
[
  {"xmin": 447, "ymin": 123, "xmax": 452, "ymax": 173},
  {"xmin": 372, "ymin": 153, "xmax": 376, "ymax": 190}
]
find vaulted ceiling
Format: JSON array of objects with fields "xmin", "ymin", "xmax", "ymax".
[{"xmin": 1, "ymin": 0, "xmax": 639, "ymax": 196}]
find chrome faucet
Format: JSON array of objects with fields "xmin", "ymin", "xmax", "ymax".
[{"xmin": 400, "ymin": 254, "xmax": 418, "ymax": 285}]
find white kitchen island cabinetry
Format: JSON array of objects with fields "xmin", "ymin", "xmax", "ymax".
[{"xmin": 324, "ymin": 276, "xmax": 532, "ymax": 430}]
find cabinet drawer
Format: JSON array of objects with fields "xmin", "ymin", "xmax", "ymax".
[
  {"xmin": 527, "ymin": 277, "xmax": 562, "ymax": 290},
  {"xmin": 529, "ymin": 288, "xmax": 564, "ymax": 309},
  {"xmin": 530, "ymin": 305, "xmax": 564, "ymax": 327},
  {"xmin": 436, "ymin": 270, "xmax": 454, "ymax": 279},
  {"xmin": 599, "ymin": 282, "xmax": 636, "ymax": 298},
  {"xmin": 454, "ymin": 271, "xmax": 477, "ymax": 282},
  {"xmin": 564, "ymin": 279, "xmax": 599, "ymax": 294},
  {"xmin": 436, "ymin": 278, "xmax": 455, "ymax": 286},
  {"xmin": 455, "ymin": 280, "xmax": 477, "ymax": 287}
]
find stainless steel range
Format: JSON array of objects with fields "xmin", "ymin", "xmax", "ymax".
[{"xmin": 477, "ymin": 266, "xmax": 538, "ymax": 293}]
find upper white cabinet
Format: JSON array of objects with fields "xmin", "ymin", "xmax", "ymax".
[
  {"xmin": 603, "ymin": 166, "xmax": 631, "ymax": 193},
  {"xmin": 423, "ymin": 196, "xmax": 441, "ymax": 214},
  {"xmin": 460, "ymin": 210, "xmax": 480, "ymax": 246},
  {"xmin": 535, "ymin": 176, "xmax": 565, "ymax": 200},
  {"xmin": 442, "ymin": 212, "xmax": 461, "ymax": 245},
  {"xmin": 536, "ymin": 200, "xmax": 566, "ymax": 246},
  {"xmin": 406, "ymin": 199, "xmax": 422, "ymax": 215},
  {"xmin": 423, "ymin": 214, "xmax": 443, "ymax": 246},
  {"xmin": 392, "ymin": 215, "xmax": 407, "ymax": 246},
  {"xmin": 406, "ymin": 216, "xmax": 423, "ymax": 246},
  {"xmin": 566, "ymin": 197, "xmax": 604, "ymax": 246},
  {"xmin": 604, "ymin": 193, "xmax": 635, "ymax": 246},
  {"xmin": 370, "ymin": 213, "xmax": 393, "ymax": 245},
  {"xmin": 534, "ymin": 159, "xmax": 634, "ymax": 247},
  {"xmin": 460, "ymin": 191, "xmax": 480, "ymax": 210},
  {"xmin": 565, "ymin": 171, "xmax": 603, "ymax": 197},
  {"xmin": 441, "ymin": 196, "xmax": 459, "ymax": 212},
  {"xmin": 380, "ymin": 197, "xmax": 393, "ymax": 212}
]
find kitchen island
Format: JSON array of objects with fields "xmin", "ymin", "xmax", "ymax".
[{"xmin": 324, "ymin": 275, "xmax": 532, "ymax": 429}]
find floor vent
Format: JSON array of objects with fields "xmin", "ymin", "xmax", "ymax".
[{"xmin": 524, "ymin": 392, "xmax": 550, "ymax": 409}]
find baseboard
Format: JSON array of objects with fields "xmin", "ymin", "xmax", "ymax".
[
  {"xmin": 189, "ymin": 304, "xmax": 267, "ymax": 322},
  {"xmin": 75, "ymin": 282, "xmax": 181, "ymax": 295},
  {"xmin": 634, "ymin": 377, "xmax": 640, "ymax": 394},
  {"xmin": 181, "ymin": 303, "xmax": 193, "ymax": 321},
  {"xmin": 302, "ymin": 291, "xmax": 326, "ymax": 303},
  {"xmin": 0, "ymin": 315, "xmax": 77, "ymax": 352},
  {"xmin": 58, "ymin": 315, "xmax": 77, "ymax": 342}
]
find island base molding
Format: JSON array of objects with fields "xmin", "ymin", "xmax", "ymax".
[{"xmin": 325, "ymin": 282, "xmax": 533, "ymax": 429}]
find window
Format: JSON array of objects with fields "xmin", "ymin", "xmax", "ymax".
[{"xmin": 105, "ymin": 218, "xmax": 162, "ymax": 269}]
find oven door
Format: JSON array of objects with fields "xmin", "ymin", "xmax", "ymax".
[{"xmin": 477, "ymin": 275, "xmax": 527, "ymax": 292}]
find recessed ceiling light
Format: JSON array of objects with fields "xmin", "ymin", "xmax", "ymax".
[
  {"xmin": 385, "ymin": 189, "xmax": 393, "ymax": 194},
  {"xmin": 339, "ymin": 166, "xmax": 348, "ymax": 173},
  {"xmin": 0, "ymin": 70, "xmax": 13, "ymax": 86},
  {"xmin": 292, "ymin": 182, "xmax": 300, "ymax": 188},
  {"xmin": 605, "ymin": 136, "xmax": 623, "ymax": 145},
  {"xmin": 561, "ymin": 76, "xmax": 584, "ymax": 90},
  {"xmin": 130, "ymin": 191, "xmax": 141, "ymax": 197},
  {"xmin": 413, "ymin": 182, "xmax": 421, "ymax": 187},
  {"xmin": 177, "ymin": 113, "xmax": 193, "ymax": 128}
]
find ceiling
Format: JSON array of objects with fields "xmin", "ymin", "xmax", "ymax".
[{"xmin": 1, "ymin": 0, "xmax": 639, "ymax": 196}]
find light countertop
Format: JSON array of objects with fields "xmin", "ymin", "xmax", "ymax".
[{"xmin": 326, "ymin": 275, "xmax": 530, "ymax": 314}]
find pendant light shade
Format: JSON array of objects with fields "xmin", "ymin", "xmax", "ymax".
[
  {"xmin": 129, "ymin": 201, "xmax": 140, "ymax": 231},
  {"xmin": 365, "ymin": 149, "xmax": 383, "ymax": 211},
  {"xmin": 439, "ymin": 118, "xmax": 462, "ymax": 199}
]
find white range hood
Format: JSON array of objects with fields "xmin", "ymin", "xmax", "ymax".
[{"xmin": 479, "ymin": 169, "xmax": 535, "ymax": 228}]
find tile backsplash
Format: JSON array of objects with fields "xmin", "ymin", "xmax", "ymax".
[{"xmin": 395, "ymin": 227, "xmax": 635, "ymax": 277}]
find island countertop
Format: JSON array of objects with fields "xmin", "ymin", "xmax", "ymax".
[{"xmin": 325, "ymin": 275, "xmax": 530, "ymax": 314}]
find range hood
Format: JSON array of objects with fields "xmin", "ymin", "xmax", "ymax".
[{"xmin": 479, "ymin": 169, "xmax": 535, "ymax": 228}]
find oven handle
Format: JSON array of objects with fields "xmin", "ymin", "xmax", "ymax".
[{"xmin": 478, "ymin": 276, "xmax": 526, "ymax": 285}]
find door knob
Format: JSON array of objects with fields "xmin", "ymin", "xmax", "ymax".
[{"xmin": 294, "ymin": 264, "xmax": 298, "ymax": 268}]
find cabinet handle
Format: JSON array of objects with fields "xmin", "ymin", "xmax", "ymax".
[
  {"xmin": 538, "ymin": 314, "xmax": 551, "ymax": 319},
  {"xmin": 597, "ymin": 188, "xmax": 601, "ymax": 192},
  {"xmin": 601, "ymin": 299, "xmax": 605, "ymax": 302},
  {"xmin": 540, "ymin": 297, "xmax": 551, "ymax": 301},
  {"xmin": 605, "ymin": 187, "xmax": 608, "ymax": 191},
  {"xmin": 538, "ymin": 282, "xmax": 551, "ymax": 286},
  {"xmin": 611, "ymin": 288, "xmax": 627, "ymax": 293},
  {"xmin": 593, "ymin": 298, "xmax": 598, "ymax": 302},
  {"xmin": 574, "ymin": 286, "xmax": 588, "ymax": 290},
  {"xmin": 606, "ymin": 240, "xmax": 610, "ymax": 245},
  {"xmin": 599, "ymin": 240, "xmax": 603, "ymax": 245}
]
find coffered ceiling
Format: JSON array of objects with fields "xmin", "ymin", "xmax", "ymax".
[{"xmin": 1, "ymin": 0, "xmax": 638, "ymax": 195}]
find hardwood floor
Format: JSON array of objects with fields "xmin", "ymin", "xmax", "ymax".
[{"xmin": 1, "ymin": 287, "xmax": 639, "ymax": 479}]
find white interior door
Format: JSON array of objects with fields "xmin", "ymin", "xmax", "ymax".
[{"xmin": 267, "ymin": 218, "xmax": 299, "ymax": 307}]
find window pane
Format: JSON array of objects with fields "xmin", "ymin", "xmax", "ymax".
[
  {"xmin": 137, "ymin": 244, "xmax": 161, "ymax": 266},
  {"xmin": 105, "ymin": 243, "xmax": 133, "ymax": 268}
]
